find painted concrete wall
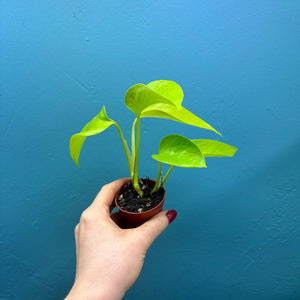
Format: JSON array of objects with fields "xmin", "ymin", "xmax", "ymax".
[{"xmin": 1, "ymin": 1, "xmax": 299, "ymax": 299}]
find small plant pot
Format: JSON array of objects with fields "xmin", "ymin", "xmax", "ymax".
[{"xmin": 115, "ymin": 179, "xmax": 166, "ymax": 228}]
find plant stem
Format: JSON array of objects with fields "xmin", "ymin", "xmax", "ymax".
[
  {"xmin": 131, "ymin": 118, "xmax": 137, "ymax": 167},
  {"xmin": 113, "ymin": 122, "xmax": 133, "ymax": 177},
  {"xmin": 132, "ymin": 117, "xmax": 143, "ymax": 196},
  {"xmin": 161, "ymin": 165, "xmax": 174, "ymax": 186},
  {"xmin": 151, "ymin": 161, "xmax": 162, "ymax": 193}
]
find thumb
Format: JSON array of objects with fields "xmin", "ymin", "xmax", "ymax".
[{"xmin": 135, "ymin": 210, "xmax": 177, "ymax": 251}]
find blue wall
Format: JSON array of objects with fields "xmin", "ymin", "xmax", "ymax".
[{"xmin": 1, "ymin": 1, "xmax": 299, "ymax": 299}]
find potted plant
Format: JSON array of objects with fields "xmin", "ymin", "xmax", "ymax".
[{"xmin": 70, "ymin": 80, "xmax": 237, "ymax": 227}]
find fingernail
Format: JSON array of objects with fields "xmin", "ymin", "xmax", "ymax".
[{"xmin": 166, "ymin": 210, "xmax": 177, "ymax": 224}]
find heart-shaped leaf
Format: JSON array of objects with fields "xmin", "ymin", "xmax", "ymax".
[
  {"xmin": 141, "ymin": 103, "xmax": 221, "ymax": 135},
  {"xmin": 152, "ymin": 134, "xmax": 207, "ymax": 168},
  {"xmin": 192, "ymin": 139, "xmax": 237, "ymax": 157},
  {"xmin": 146, "ymin": 80, "xmax": 184, "ymax": 107},
  {"xmin": 125, "ymin": 80, "xmax": 182, "ymax": 117},
  {"xmin": 70, "ymin": 106, "xmax": 114, "ymax": 167}
]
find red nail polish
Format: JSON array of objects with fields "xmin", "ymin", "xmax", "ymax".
[{"xmin": 166, "ymin": 210, "xmax": 177, "ymax": 224}]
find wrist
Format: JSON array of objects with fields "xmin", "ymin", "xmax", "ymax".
[{"xmin": 65, "ymin": 281, "xmax": 126, "ymax": 300}]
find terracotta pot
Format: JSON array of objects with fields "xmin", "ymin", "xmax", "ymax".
[{"xmin": 114, "ymin": 179, "xmax": 166, "ymax": 228}]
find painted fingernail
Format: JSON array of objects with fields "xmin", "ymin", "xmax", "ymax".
[{"xmin": 166, "ymin": 210, "xmax": 177, "ymax": 224}]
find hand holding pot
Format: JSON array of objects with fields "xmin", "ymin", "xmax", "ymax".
[{"xmin": 65, "ymin": 178, "xmax": 177, "ymax": 300}]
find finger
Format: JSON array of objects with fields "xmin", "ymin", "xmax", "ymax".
[
  {"xmin": 91, "ymin": 178, "xmax": 131, "ymax": 214},
  {"xmin": 134, "ymin": 210, "xmax": 177, "ymax": 251}
]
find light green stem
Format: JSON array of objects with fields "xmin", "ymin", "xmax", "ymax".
[
  {"xmin": 131, "ymin": 118, "xmax": 137, "ymax": 168},
  {"xmin": 151, "ymin": 161, "xmax": 162, "ymax": 193},
  {"xmin": 133, "ymin": 117, "xmax": 143, "ymax": 196},
  {"xmin": 113, "ymin": 122, "xmax": 133, "ymax": 177},
  {"xmin": 161, "ymin": 165, "xmax": 174, "ymax": 186}
]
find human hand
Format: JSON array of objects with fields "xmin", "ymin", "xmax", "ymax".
[{"xmin": 65, "ymin": 178, "xmax": 177, "ymax": 300}]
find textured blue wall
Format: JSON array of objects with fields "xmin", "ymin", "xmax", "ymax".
[{"xmin": 1, "ymin": 1, "xmax": 300, "ymax": 299}]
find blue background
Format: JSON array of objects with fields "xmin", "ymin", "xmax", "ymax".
[{"xmin": 1, "ymin": 1, "xmax": 300, "ymax": 299}]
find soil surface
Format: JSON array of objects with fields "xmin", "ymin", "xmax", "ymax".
[{"xmin": 116, "ymin": 178, "xmax": 165, "ymax": 213}]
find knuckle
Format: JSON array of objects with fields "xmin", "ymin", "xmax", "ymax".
[
  {"xmin": 154, "ymin": 218, "xmax": 166, "ymax": 231},
  {"xmin": 144, "ymin": 217, "xmax": 165, "ymax": 234},
  {"xmin": 101, "ymin": 183, "xmax": 113, "ymax": 193},
  {"xmin": 80, "ymin": 210, "xmax": 93, "ymax": 224},
  {"xmin": 101, "ymin": 184, "xmax": 108, "ymax": 191},
  {"xmin": 74, "ymin": 224, "xmax": 79, "ymax": 236}
]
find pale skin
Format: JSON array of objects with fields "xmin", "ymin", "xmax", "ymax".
[{"xmin": 65, "ymin": 178, "xmax": 176, "ymax": 300}]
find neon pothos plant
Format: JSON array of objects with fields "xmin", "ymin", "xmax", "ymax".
[{"xmin": 70, "ymin": 80, "xmax": 237, "ymax": 196}]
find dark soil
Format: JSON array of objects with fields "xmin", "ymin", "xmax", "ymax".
[{"xmin": 116, "ymin": 178, "xmax": 165, "ymax": 213}]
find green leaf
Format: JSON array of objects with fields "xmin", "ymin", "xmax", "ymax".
[
  {"xmin": 152, "ymin": 134, "xmax": 207, "ymax": 168},
  {"xmin": 146, "ymin": 80, "xmax": 184, "ymax": 107},
  {"xmin": 192, "ymin": 139, "xmax": 237, "ymax": 157},
  {"xmin": 70, "ymin": 106, "xmax": 114, "ymax": 167},
  {"xmin": 141, "ymin": 103, "xmax": 221, "ymax": 135},
  {"xmin": 125, "ymin": 80, "xmax": 182, "ymax": 117}
]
